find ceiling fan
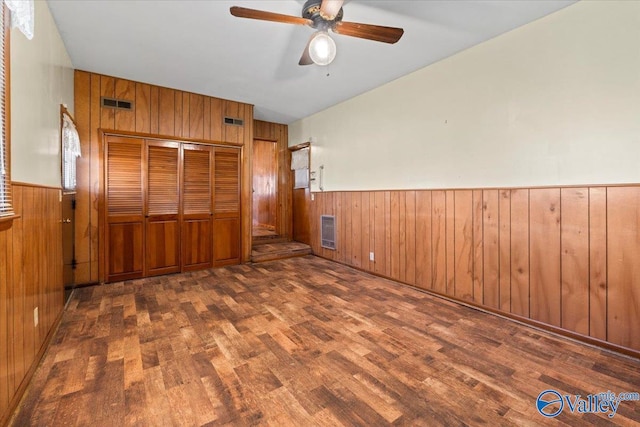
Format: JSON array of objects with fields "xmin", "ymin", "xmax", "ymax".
[{"xmin": 230, "ymin": 0, "xmax": 404, "ymax": 66}]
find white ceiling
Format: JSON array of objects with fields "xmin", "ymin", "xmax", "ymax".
[{"xmin": 47, "ymin": 0, "xmax": 576, "ymax": 124}]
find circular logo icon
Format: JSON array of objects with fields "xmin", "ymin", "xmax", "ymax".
[{"xmin": 537, "ymin": 389, "xmax": 564, "ymax": 418}]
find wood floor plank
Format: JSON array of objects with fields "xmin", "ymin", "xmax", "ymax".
[{"xmin": 10, "ymin": 256, "xmax": 640, "ymax": 426}]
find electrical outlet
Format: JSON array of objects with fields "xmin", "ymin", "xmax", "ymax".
[
  {"xmin": 34, "ymin": 307, "xmax": 39, "ymax": 327},
  {"xmin": 369, "ymin": 252, "xmax": 375, "ymax": 262}
]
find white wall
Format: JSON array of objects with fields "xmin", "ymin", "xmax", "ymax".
[
  {"xmin": 11, "ymin": 0, "xmax": 74, "ymax": 187},
  {"xmin": 289, "ymin": 1, "xmax": 640, "ymax": 191}
]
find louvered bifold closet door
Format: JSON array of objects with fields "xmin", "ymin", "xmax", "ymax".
[
  {"xmin": 105, "ymin": 136, "xmax": 145, "ymax": 282},
  {"xmin": 213, "ymin": 147, "xmax": 241, "ymax": 266},
  {"xmin": 145, "ymin": 141, "xmax": 181, "ymax": 276},
  {"xmin": 182, "ymin": 144, "xmax": 213, "ymax": 271}
]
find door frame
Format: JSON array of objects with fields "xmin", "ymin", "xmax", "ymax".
[{"xmin": 289, "ymin": 142, "xmax": 311, "ymax": 245}]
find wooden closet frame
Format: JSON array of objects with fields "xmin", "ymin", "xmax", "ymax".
[{"xmin": 99, "ymin": 130, "xmax": 244, "ymax": 283}]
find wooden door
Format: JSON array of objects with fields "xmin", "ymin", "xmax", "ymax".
[
  {"xmin": 182, "ymin": 143, "xmax": 213, "ymax": 271},
  {"xmin": 145, "ymin": 141, "xmax": 181, "ymax": 276},
  {"xmin": 213, "ymin": 147, "xmax": 241, "ymax": 266},
  {"xmin": 252, "ymin": 139, "xmax": 278, "ymax": 234},
  {"xmin": 105, "ymin": 136, "xmax": 145, "ymax": 282}
]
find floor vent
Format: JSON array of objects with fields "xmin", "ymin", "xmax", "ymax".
[
  {"xmin": 321, "ymin": 215, "xmax": 336, "ymax": 250},
  {"xmin": 101, "ymin": 97, "xmax": 134, "ymax": 110}
]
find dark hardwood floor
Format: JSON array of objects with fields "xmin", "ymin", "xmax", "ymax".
[{"xmin": 10, "ymin": 256, "xmax": 640, "ymax": 426}]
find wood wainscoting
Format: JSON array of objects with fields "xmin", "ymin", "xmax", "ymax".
[
  {"xmin": 309, "ymin": 185, "xmax": 640, "ymax": 354},
  {"xmin": 0, "ymin": 183, "xmax": 64, "ymax": 425}
]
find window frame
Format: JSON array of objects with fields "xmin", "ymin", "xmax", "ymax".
[
  {"xmin": 0, "ymin": 4, "xmax": 14, "ymax": 226},
  {"xmin": 61, "ymin": 105, "xmax": 80, "ymax": 192}
]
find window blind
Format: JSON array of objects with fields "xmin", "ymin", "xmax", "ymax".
[{"xmin": 0, "ymin": 7, "xmax": 11, "ymax": 216}]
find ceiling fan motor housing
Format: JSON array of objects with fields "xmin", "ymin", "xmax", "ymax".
[{"xmin": 302, "ymin": 0, "xmax": 344, "ymax": 29}]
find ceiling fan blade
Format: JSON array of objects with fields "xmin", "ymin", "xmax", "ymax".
[
  {"xmin": 230, "ymin": 6, "xmax": 312, "ymax": 26},
  {"xmin": 320, "ymin": 0, "xmax": 344, "ymax": 20},
  {"xmin": 299, "ymin": 34, "xmax": 314, "ymax": 66},
  {"xmin": 333, "ymin": 21, "xmax": 404, "ymax": 44}
]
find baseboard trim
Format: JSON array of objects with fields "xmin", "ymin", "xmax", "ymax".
[{"xmin": 64, "ymin": 281, "xmax": 100, "ymax": 291}]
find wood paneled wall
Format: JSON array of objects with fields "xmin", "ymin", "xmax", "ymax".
[
  {"xmin": 309, "ymin": 186, "xmax": 640, "ymax": 353},
  {"xmin": 0, "ymin": 183, "xmax": 64, "ymax": 425},
  {"xmin": 74, "ymin": 71, "xmax": 254, "ymax": 284},
  {"xmin": 253, "ymin": 120, "xmax": 291, "ymax": 239}
]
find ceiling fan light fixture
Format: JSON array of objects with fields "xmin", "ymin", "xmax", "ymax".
[{"xmin": 309, "ymin": 31, "xmax": 336, "ymax": 66}]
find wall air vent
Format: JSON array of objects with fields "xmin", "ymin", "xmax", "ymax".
[
  {"xmin": 321, "ymin": 215, "xmax": 336, "ymax": 250},
  {"xmin": 224, "ymin": 117, "xmax": 244, "ymax": 126},
  {"xmin": 101, "ymin": 97, "xmax": 134, "ymax": 111}
]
